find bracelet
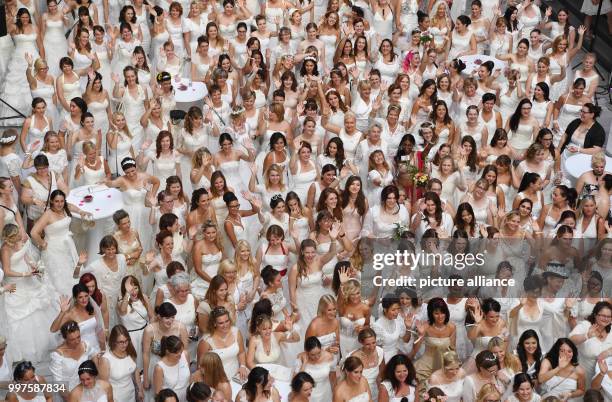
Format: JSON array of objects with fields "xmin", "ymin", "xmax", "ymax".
[{"xmin": 240, "ymin": 364, "xmax": 247, "ymax": 369}]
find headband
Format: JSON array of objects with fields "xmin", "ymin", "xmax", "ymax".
[
  {"xmin": 121, "ymin": 158, "xmax": 137, "ymax": 171},
  {"xmin": 0, "ymin": 134, "xmax": 17, "ymax": 144}
]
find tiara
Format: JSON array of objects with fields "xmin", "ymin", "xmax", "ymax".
[
  {"xmin": 271, "ymin": 194, "xmax": 283, "ymax": 202},
  {"xmin": 0, "ymin": 134, "xmax": 17, "ymax": 144},
  {"xmin": 324, "ymin": 88, "xmax": 337, "ymax": 96},
  {"xmin": 304, "ymin": 55, "xmax": 317, "ymax": 62},
  {"xmin": 121, "ymin": 158, "xmax": 137, "ymax": 168},
  {"xmin": 230, "ymin": 106, "xmax": 245, "ymax": 116}
]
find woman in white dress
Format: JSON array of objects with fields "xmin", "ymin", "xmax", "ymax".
[
  {"xmin": 427, "ymin": 351, "xmax": 465, "ymax": 402},
  {"xmin": 178, "ymin": 107, "xmax": 218, "ymax": 197},
  {"xmin": 19, "ymin": 97, "xmax": 52, "ymax": 158},
  {"xmin": 98, "ymin": 325, "xmax": 140, "ymax": 401},
  {"xmin": 379, "ymin": 354, "xmax": 418, "ymax": 402},
  {"xmin": 289, "ymin": 235, "xmax": 338, "ymax": 338},
  {"xmin": 78, "ymin": 236, "xmax": 127, "ymax": 328},
  {"xmin": 197, "ymin": 306, "xmax": 248, "ymax": 380},
  {"xmin": 1, "ymin": 223, "xmax": 57, "ymax": 363},
  {"xmin": 362, "ymin": 185, "xmax": 410, "ymax": 240},
  {"xmin": 505, "ymin": 99, "xmax": 539, "ymax": 157},
  {"xmin": 0, "ymin": 9, "xmax": 42, "ymax": 126},
  {"xmin": 191, "ymin": 221, "xmax": 224, "ymax": 300},
  {"xmin": 568, "ymin": 301, "xmax": 612, "ymax": 388},
  {"xmin": 5, "ymin": 361, "xmax": 52, "ymax": 402},
  {"xmin": 30, "ymin": 189, "xmax": 89, "ymax": 297},
  {"xmin": 40, "ymin": 0, "xmax": 68, "ymax": 77},
  {"xmin": 26, "ymin": 56, "xmax": 59, "ymax": 132},
  {"xmin": 538, "ymin": 338, "xmax": 586, "ymax": 400},
  {"xmin": 332, "ymin": 356, "xmax": 372, "ymax": 402},
  {"xmin": 153, "ymin": 335, "xmax": 190, "ymax": 401},
  {"xmin": 105, "ymin": 157, "xmax": 159, "ymax": 253},
  {"xmin": 83, "ymin": 71, "xmax": 111, "ymax": 150},
  {"xmin": 294, "ymin": 336, "xmax": 336, "ymax": 402},
  {"xmin": 118, "ymin": 275, "xmax": 152, "ymax": 369},
  {"xmin": 448, "ymin": 15, "xmax": 476, "ymax": 60},
  {"xmin": 68, "ymin": 360, "xmax": 114, "ymax": 402},
  {"xmin": 68, "ymin": 27, "xmax": 100, "ymax": 92},
  {"xmin": 49, "ymin": 321, "xmax": 96, "ymax": 398},
  {"xmin": 138, "ymin": 130, "xmax": 181, "ymax": 189},
  {"xmin": 112, "ymin": 66, "xmax": 148, "ymax": 150},
  {"xmin": 141, "ymin": 302, "xmax": 189, "ymax": 392}
]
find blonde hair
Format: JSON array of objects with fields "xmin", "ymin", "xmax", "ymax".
[
  {"xmin": 341, "ymin": 279, "xmax": 360, "ymax": 304},
  {"xmin": 442, "ymin": 350, "xmax": 461, "ymax": 367},
  {"xmin": 1, "ymin": 224, "xmax": 19, "ymax": 244},
  {"xmin": 34, "ymin": 58, "xmax": 48, "ymax": 71},
  {"xmin": 488, "ymin": 337, "xmax": 521, "ymax": 372},
  {"xmin": 592, "ymin": 151, "xmax": 606, "ymax": 167},
  {"xmin": 264, "ymin": 164, "xmax": 286, "ymax": 191},
  {"xmin": 192, "ymin": 147, "xmax": 212, "ymax": 169},
  {"xmin": 82, "ymin": 140, "xmax": 96, "ymax": 155},
  {"xmin": 218, "ymin": 259, "xmax": 237, "ymax": 277},
  {"xmin": 233, "ymin": 240, "xmax": 258, "ymax": 276},
  {"xmin": 317, "ymin": 294, "xmax": 337, "ymax": 316},
  {"xmin": 0, "ymin": 335, "xmax": 6, "ymax": 347},
  {"xmin": 112, "ymin": 112, "xmax": 133, "ymax": 138},
  {"xmin": 476, "ymin": 384, "xmax": 501, "ymax": 402},
  {"xmin": 270, "ymin": 103, "xmax": 285, "ymax": 121}
]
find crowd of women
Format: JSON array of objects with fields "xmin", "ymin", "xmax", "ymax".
[{"xmin": 0, "ymin": 0, "xmax": 611, "ymax": 400}]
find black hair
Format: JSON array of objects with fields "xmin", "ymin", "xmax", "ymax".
[
  {"xmin": 77, "ymin": 360, "xmax": 98, "ymax": 377},
  {"xmin": 291, "ymin": 372, "xmax": 315, "ymax": 393},
  {"xmin": 13, "ymin": 361, "xmax": 35, "ymax": 381},
  {"xmin": 72, "ymin": 283, "xmax": 94, "ymax": 315},
  {"xmin": 260, "ymin": 265, "xmax": 280, "ymax": 286},
  {"xmin": 159, "ymin": 213, "xmax": 179, "ymax": 231},
  {"xmin": 155, "ymin": 302, "xmax": 178, "ymax": 318},
  {"xmin": 222, "ymin": 191, "xmax": 238, "ymax": 205},
  {"xmin": 545, "ymin": 338, "xmax": 579, "ymax": 368},
  {"xmin": 304, "ymin": 336, "xmax": 322, "ymax": 351},
  {"xmin": 186, "ymin": 382, "xmax": 212, "ymax": 402},
  {"xmin": 155, "ymin": 389, "xmax": 179, "ymax": 402},
  {"xmin": 190, "ymin": 188, "xmax": 209, "ymax": 211},
  {"xmin": 383, "ymin": 354, "xmax": 416, "ymax": 391},
  {"xmin": 381, "ymin": 294, "xmax": 401, "ymax": 311},
  {"xmin": 587, "ymin": 301, "xmax": 612, "ymax": 333},
  {"xmin": 427, "ymin": 297, "xmax": 450, "ymax": 325},
  {"xmin": 160, "ymin": 335, "xmax": 183, "ymax": 356}
]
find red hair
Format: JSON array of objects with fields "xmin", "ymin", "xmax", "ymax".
[{"xmin": 79, "ymin": 273, "xmax": 103, "ymax": 306}]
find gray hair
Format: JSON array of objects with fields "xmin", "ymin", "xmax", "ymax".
[
  {"xmin": 369, "ymin": 121, "xmax": 382, "ymax": 132},
  {"xmin": 169, "ymin": 272, "xmax": 190, "ymax": 288}
]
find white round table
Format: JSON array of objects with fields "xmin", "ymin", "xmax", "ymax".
[
  {"xmin": 564, "ymin": 153, "xmax": 612, "ymax": 186},
  {"xmin": 230, "ymin": 364, "xmax": 292, "ymax": 402},
  {"xmin": 459, "ymin": 54, "xmax": 506, "ymax": 76},
  {"xmin": 174, "ymin": 79, "xmax": 207, "ymax": 112},
  {"xmin": 67, "ymin": 185, "xmax": 124, "ymax": 219}
]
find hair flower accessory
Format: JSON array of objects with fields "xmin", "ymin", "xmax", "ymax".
[{"xmin": 402, "ymin": 51, "xmax": 415, "ymax": 72}]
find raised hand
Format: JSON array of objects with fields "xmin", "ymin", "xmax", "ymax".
[
  {"xmin": 578, "ymin": 25, "xmax": 587, "ymax": 36},
  {"xmin": 59, "ymin": 295, "xmax": 71, "ymax": 312},
  {"xmin": 598, "ymin": 358, "xmax": 609, "ymax": 375},
  {"xmin": 144, "ymin": 250, "xmax": 156, "ymax": 265},
  {"xmin": 111, "ymin": 73, "xmax": 120, "ymax": 84},
  {"xmin": 78, "ymin": 252, "xmax": 88, "ymax": 267},
  {"xmin": 558, "ymin": 353, "xmax": 571, "ymax": 369}
]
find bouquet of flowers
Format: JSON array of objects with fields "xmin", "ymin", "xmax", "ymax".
[
  {"xmin": 414, "ymin": 172, "xmax": 429, "ymax": 188},
  {"xmin": 393, "ymin": 222, "xmax": 410, "ymax": 240},
  {"xmin": 420, "ymin": 31, "xmax": 433, "ymax": 45}
]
